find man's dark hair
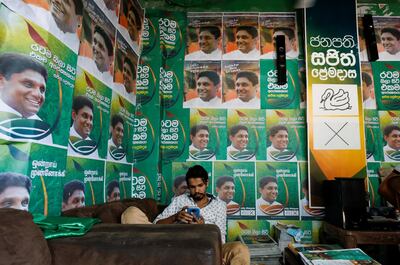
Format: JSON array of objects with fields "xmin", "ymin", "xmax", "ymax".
[
  {"xmin": 0, "ymin": 172, "xmax": 31, "ymax": 195},
  {"xmin": 124, "ymin": 56, "xmax": 136, "ymax": 76},
  {"xmin": 72, "ymin": 95, "xmax": 93, "ymax": 113},
  {"xmin": 381, "ymin": 27, "xmax": 400, "ymax": 40},
  {"xmin": 111, "ymin": 114, "xmax": 124, "ymax": 128},
  {"xmin": 71, "ymin": 0, "xmax": 83, "ymax": 16},
  {"xmin": 190, "ymin": 124, "xmax": 209, "ymax": 137},
  {"xmin": 273, "ymin": 27, "xmax": 295, "ymax": 40},
  {"xmin": 259, "ymin": 176, "xmax": 277, "ymax": 189},
  {"xmin": 0, "ymin": 52, "xmax": 48, "ymax": 82},
  {"xmin": 198, "ymin": 71, "xmax": 220, "ymax": 86},
  {"xmin": 185, "ymin": 165, "xmax": 208, "ymax": 184},
  {"xmin": 63, "ymin": 180, "xmax": 85, "ymax": 203},
  {"xmin": 269, "ymin": 125, "xmax": 288, "ymax": 137},
  {"xmin": 216, "ymin": 176, "xmax": 234, "ymax": 188},
  {"xmin": 383, "ymin": 124, "xmax": 400, "ymax": 137},
  {"xmin": 94, "ymin": 25, "xmax": 113, "ymax": 56},
  {"xmin": 106, "ymin": 180, "xmax": 119, "ymax": 197},
  {"xmin": 236, "ymin": 25, "xmax": 258, "ymax": 38},
  {"xmin": 229, "ymin": 124, "xmax": 248, "ymax": 137},
  {"xmin": 362, "ymin": 72, "xmax": 373, "ymax": 87},
  {"xmin": 236, "ymin": 71, "xmax": 258, "ymax": 86},
  {"xmin": 173, "ymin": 175, "xmax": 186, "ymax": 189},
  {"xmin": 199, "ymin": 26, "xmax": 221, "ymax": 39}
]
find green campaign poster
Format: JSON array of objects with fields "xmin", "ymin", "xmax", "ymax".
[
  {"xmin": 0, "ymin": 6, "xmax": 76, "ymax": 146},
  {"xmin": 105, "ymin": 161, "xmax": 132, "ymax": 202},
  {"xmin": 64, "ymin": 156, "xmax": 105, "ymax": 211},
  {"xmin": 227, "ymin": 109, "xmax": 266, "ymax": 161},
  {"xmin": 266, "ymin": 109, "xmax": 307, "ymax": 162},
  {"xmin": 379, "ymin": 110, "xmax": 400, "ymax": 162},
  {"xmin": 371, "ymin": 61, "xmax": 400, "ymax": 110},
  {"xmin": 366, "ymin": 162, "xmax": 382, "ymax": 208},
  {"xmin": 364, "ymin": 110, "xmax": 383, "ymax": 162},
  {"xmin": 137, "ymin": 13, "xmax": 160, "ymax": 106},
  {"xmin": 227, "ymin": 219, "xmax": 271, "ymax": 242},
  {"xmin": 189, "ymin": 108, "xmax": 227, "ymax": 160},
  {"xmin": 270, "ymin": 220, "xmax": 320, "ymax": 244},
  {"xmin": 133, "ymin": 105, "xmax": 158, "ymax": 162},
  {"xmin": 168, "ymin": 161, "xmax": 213, "ymax": 203},
  {"xmin": 260, "ymin": 60, "xmax": 300, "ymax": 109},
  {"xmin": 69, "ymin": 67, "xmax": 112, "ymax": 159},
  {"xmin": 0, "ymin": 141, "xmax": 66, "ymax": 216},
  {"xmin": 109, "ymin": 91, "xmax": 135, "ymax": 163},
  {"xmin": 132, "ymin": 161, "xmax": 161, "ymax": 201},
  {"xmin": 214, "ymin": 161, "xmax": 256, "ymax": 219},
  {"xmin": 299, "ymin": 162, "xmax": 324, "ymax": 220},
  {"xmin": 160, "ymin": 109, "xmax": 189, "ymax": 163},
  {"xmin": 256, "ymin": 162, "xmax": 299, "ymax": 220}
]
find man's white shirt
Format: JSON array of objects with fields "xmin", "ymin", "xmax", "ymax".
[
  {"xmin": 256, "ymin": 197, "xmax": 283, "ymax": 216},
  {"xmin": 185, "ymin": 49, "xmax": 222, "ymax": 61},
  {"xmin": 223, "ymin": 97, "xmax": 260, "ymax": 109},
  {"xmin": 267, "ymin": 145, "xmax": 297, "ymax": 162},
  {"xmin": 78, "ymin": 56, "xmax": 114, "ymax": 87},
  {"xmin": 223, "ymin": 48, "xmax": 260, "ymax": 60},
  {"xmin": 183, "ymin": 96, "xmax": 222, "ymax": 108},
  {"xmin": 113, "ymin": 82, "xmax": 136, "ymax": 104},
  {"xmin": 0, "ymin": 99, "xmax": 53, "ymax": 144},
  {"xmin": 68, "ymin": 126, "xmax": 99, "ymax": 159},
  {"xmin": 226, "ymin": 144, "xmax": 255, "ymax": 161},
  {"xmin": 107, "ymin": 138, "xmax": 127, "ymax": 163},
  {"xmin": 378, "ymin": 50, "xmax": 400, "ymax": 61},
  {"xmin": 383, "ymin": 144, "xmax": 400, "ymax": 162},
  {"xmin": 188, "ymin": 144, "xmax": 215, "ymax": 161},
  {"xmin": 363, "ymin": 97, "xmax": 376, "ymax": 109}
]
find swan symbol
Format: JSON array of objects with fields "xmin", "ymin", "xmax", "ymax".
[{"xmin": 320, "ymin": 88, "xmax": 351, "ymax": 111}]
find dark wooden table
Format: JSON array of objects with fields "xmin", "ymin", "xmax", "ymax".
[{"xmin": 322, "ymin": 222, "xmax": 400, "ymax": 248}]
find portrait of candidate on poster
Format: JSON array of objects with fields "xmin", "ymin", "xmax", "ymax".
[
  {"xmin": 0, "ymin": 6, "xmax": 79, "ymax": 146},
  {"xmin": 68, "ymin": 68, "xmax": 112, "ymax": 159},
  {"xmin": 223, "ymin": 14, "xmax": 260, "ymax": 61},
  {"xmin": 118, "ymin": 0, "xmax": 144, "ymax": 52},
  {"xmin": 77, "ymin": 0, "xmax": 116, "ymax": 86},
  {"xmin": 259, "ymin": 13, "xmax": 299, "ymax": 60},
  {"xmin": 0, "ymin": 172, "xmax": 31, "ymax": 211},
  {"xmin": 373, "ymin": 17, "xmax": 400, "ymax": 61},
  {"xmin": 222, "ymin": 61, "xmax": 260, "ymax": 109},
  {"xmin": 113, "ymin": 32, "xmax": 138, "ymax": 104},
  {"xmin": 183, "ymin": 61, "xmax": 222, "ymax": 108},
  {"xmin": 2, "ymin": 0, "xmax": 83, "ymax": 53},
  {"xmin": 266, "ymin": 124, "xmax": 298, "ymax": 162},
  {"xmin": 226, "ymin": 124, "xmax": 256, "ymax": 161},
  {"xmin": 185, "ymin": 13, "xmax": 223, "ymax": 61},
  {"xmin": 361, "ymin": 63, "xmax": 377, "ymax": 110}
]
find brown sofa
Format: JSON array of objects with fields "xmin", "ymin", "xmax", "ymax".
[{"xmin": 0, "ymin": 198, "xmax": 222, "ymax": 265}]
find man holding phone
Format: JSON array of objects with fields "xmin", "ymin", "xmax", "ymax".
[{"xmin": 154, "ymin": 165, "xmax": 250, "ymax": 265}]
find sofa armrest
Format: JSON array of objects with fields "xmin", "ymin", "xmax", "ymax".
[{"xmin": 47, "ymin": 224, "xmax": 222, "ymax": 265}]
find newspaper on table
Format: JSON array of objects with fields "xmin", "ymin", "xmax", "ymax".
[{"xmin": 299, "ymin": 248, "xmax": 381, "ymax": 265}]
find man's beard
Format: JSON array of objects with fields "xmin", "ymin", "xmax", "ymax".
[{"xmin": 191, "ymin": 192, "xmax": 205, "ymax": 201}]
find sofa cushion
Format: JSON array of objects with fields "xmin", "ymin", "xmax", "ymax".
[
  {"xmin": 121, "ymin": 206, "xmax": 151, "ymax": 224},
  {"xmin": 0, "ymin": 208, "xmax": 52, "ymax": 265}
]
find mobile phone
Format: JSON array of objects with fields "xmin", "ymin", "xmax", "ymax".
[{"xmin": 186, "ymin": 207, "xmax": 200, "ymax": 219}]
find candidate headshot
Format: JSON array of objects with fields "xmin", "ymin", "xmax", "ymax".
[
  {"xmin": 0, "ymin": 172, "xmax": 31, "ymax": 211},
  {"xmin": 227, "ymin": 125, "xmax": 255, "ymax": 161},
  {"xmin": 383, "ymin": 124, "xmax": 400, "ymax": 162},
  {"xmin": 127, "ymin": 5, "xmax": 142, "ymax": 43},
  {"xmin": 189, "ymin": 124, "xmax": 216, "ymax": 160},
  {"xmin": 62, "ymin": 180, "xmax": 85, "ymax": 212},
  {"xmin": 122, "ymin": 57, "xmax": 136, "ymax": 94},
  {"xmin": 49, "ymin": 0, "xmax": 83, "ymax": 34},
  {"xmin": 110, "ymin": 114, "xmax": 124, "ymax": 148},
  {"xmin": 267, "ymin": 125, "xmax": 297, "ymax": 162},
  {"xmin": 256, "ymin": 176, "xmax": 283, "ymax": 216},
  {"xmin": 224, "ymin": 71, "xmax": 260, "ymax": 108},
  {"xmin": 379, "ymin": 27, "xmax": 400, "ymax": 61},
  {"xmin": 224, "ymin": 25, "xmax": 259, "ymax": 60},
  {"xmin": 216, "ymin": 176, "xmax": 240, "ymax": 215},
  {"xmin": 106, "ymin": 180, "xmax": 120, "ymax": 202},
  {"xmin": 261, "ymin": 27, "xmax": 298, "ymax": 59},
  {"xmin": 93, "ymin": 25, "xmax": 114, "ymax": 73},
  {"xmin": 172, "ymin": 175, "xmax": 188, "ymax": 198},
  {"xmin": 70, "ymin": 96, "xmax": 94, "ymax": 140},
  {"xmin": 361, "ymin": 72, "xmax": 376, "ymax": 109},
  {"xmin": 0, "ymin": 53, "xmax": 47, "ymax": 119},
  {"xmin": 185, "ymin": 26, "xmax": 222, "ymax": 60},
  {"xmin": 184, "ymin": 70, "xmax": 221, "ymax": 108}
]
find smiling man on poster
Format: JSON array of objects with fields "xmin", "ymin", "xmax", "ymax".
[
  {"xmin": 223, "ymin": 71, "xmax": 260, "ymax": 109},
  {"xmin": 185, "ymin": 26, "xmax": 222, "ymax": 61},
  {"xmin": 184, "ymin": 71, "xmax": 221, "ymax": 108},
  {"xmin": 267, "ymin": 125, "xmax": 297, "ymax": 162},
  {"xmin": 223, "ymin": 26, "xmax": 260, "ymax": 60},
  {"xmin": 0, "ymin": 52, "xmax": 53, "ymax": 144}
]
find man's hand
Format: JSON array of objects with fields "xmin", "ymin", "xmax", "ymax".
[
  {"xmin": 192, "ymin": 215, "xmax": 204, "ymax": 224},
  {"xmin": 175, "ymin": 206, "xmax": 195, "ymax": 224}
]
